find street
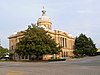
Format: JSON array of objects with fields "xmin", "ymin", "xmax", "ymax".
[{"xmin": 0, "ymin": 56, "xmax": 100, "ymax": 75}]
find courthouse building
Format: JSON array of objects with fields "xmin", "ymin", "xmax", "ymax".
[{"xmin": 8, "ymin": 7, "xmax": 75, "ymax": 60}]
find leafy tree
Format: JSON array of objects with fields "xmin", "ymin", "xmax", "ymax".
[
  {"xmin": 16, "ymin": 25, "xmax": 61, "ymax": 60},
  {"xmin": 0, "ymin": 46, "xmax": 8, "ymax": 59},
  {"xmin": 74, "ymin": 33, "xmax": 97, "ymax": 57}
]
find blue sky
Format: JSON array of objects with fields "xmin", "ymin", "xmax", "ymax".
[{"xmin": 0, "ymin": 0, "xmax": 100, "ymax": 48}]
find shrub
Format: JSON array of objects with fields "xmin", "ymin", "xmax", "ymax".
[{"xmin": 48, "ymin": 58, "xmax": 66, "ymax": 61}]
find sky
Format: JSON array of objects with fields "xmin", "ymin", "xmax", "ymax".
[{"xmin": 0, "ymin": 0, "xmax": 100, "ymax": 48}]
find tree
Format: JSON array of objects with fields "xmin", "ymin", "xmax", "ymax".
[
  {"xmin": 16, "ymin": 25, "xmax": 61, "ymax": 60},
  {"xmin": 74, "ymin": 33, "xmax": 97, "ymax": 57},
  {"xmin": 0, "ymin": 46, "xmax": 8, "ymax": 59},
  {"xmin": 87, "ymin": 37, "xmax": 97, "ymax": 56}
]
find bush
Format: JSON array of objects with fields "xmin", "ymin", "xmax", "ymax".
[{"xmin": 48, "ymin": 58, "xmax": 66, "ymax": 61}]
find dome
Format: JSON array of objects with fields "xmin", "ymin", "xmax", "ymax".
[
  {"xmin": 37, "ymin": 7, "xmax": 52, "ymax": 30},
  {"xmin": 37, "ymin": 16, "xmax": 52, "ymax": 23}
]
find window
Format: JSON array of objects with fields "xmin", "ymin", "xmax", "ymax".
[
  {"xmin": 22, "ymin": 55, "xmax": 24, "ymax": 59},
  {"xmin": 65, "ymin": 38, "xmax": 67, "ymax": 48},
  {"xmin": 60, "ymin": 37, "xmax": 62, "ymax": 46},
  {"xmin": 25, "ymin": 56, "xmax": 28, "ymax": 59},
  {"xmin": 63, "ymin": 38, "xmax": 64, "ymax": 47},
  {"xmin": 11, "ymin": 46, "xmax": 13, "ymax": 50}
]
